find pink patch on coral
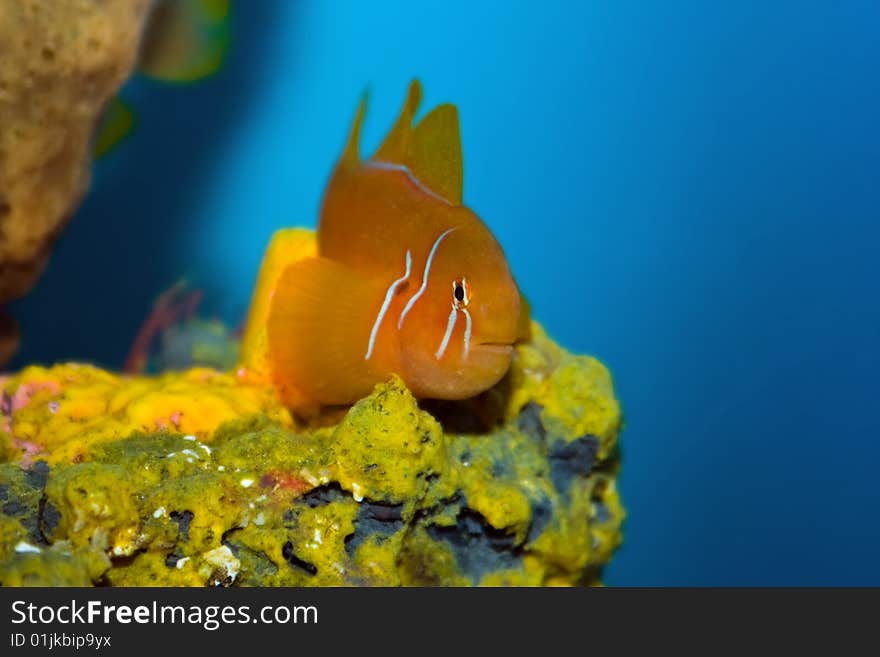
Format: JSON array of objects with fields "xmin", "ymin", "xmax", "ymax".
[
  {"xmin": 11, "ymin": 381, "xmax": 62, "ymax": 412},
  {"xmin": 13, "ymin": 438, "xmax": 43, "ymax": 469}
]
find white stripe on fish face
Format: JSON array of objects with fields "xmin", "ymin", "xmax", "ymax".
[
  {"xmin": 398, "ymin": 227, "xmax": 456, "ymax": 329},
  {"xmin": 435, "ymin": 305, "xmax": 458, "ymax": 360},
  {"xmin": 365, "ymin": 249, "xmax": 412, "ymax": 360},
  {"xmin": 435, "ymin": 306, "xmax": 472, "ymax": 361},
  {"xmin": 462, "ymin": 307, "xmax": 472, "ymax": 359}
]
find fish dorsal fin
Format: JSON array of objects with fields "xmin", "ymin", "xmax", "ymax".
[
  {"xmin": 373, "ymin": 80, "xmax": 422, "ymax": 166},
  {"xmin": 372, "ymin": 80, "xmax": 463, "ymax": 206},
  {"xmin": 339, "ymin": 93, "xmax": 368, "ymax": 169},
  {"xmin": 411, "ymin": 104, "xmax": 463, "ymax": 205}
]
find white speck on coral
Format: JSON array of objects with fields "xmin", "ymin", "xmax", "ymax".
[
  {"xmin": 183, "ymin": 435, "xmax": 196, "ymax": 441},
  {"xmin": 153, "ymin": 506, "xmax": 166, "ymax": 519},
  {"xmin": 217, "ymin": 465, "xmax": 225, "ymax": 472},
  {"xmin": 300, "ymin": 469, "xmax": 319, "ymax": 486},
  {"xmin": 176, "ymin": 557, "xmax": 190, "ymax": 570},
  {"xmin": 248, "ymin": 502, "xmax": 255, "ymax": 510},
  {"xmin": 14, "ymin": 541, "xmax": 40, "ymax": 554},
  {"xmin": 240, "ymin": 478, "xmax": 253, "ymax": 488},
  {"xmin": 202, "ymin": 546, "xmax": 239, "ymax": 583},
  {"xmin": 48, "ymin": 400, "xmax": 60, "ymax": 414},
  {"xmin": 199, "ymin": 444, "xmax": 212, "ymax": 454},
  {"xmin": 351, "ymin": 482, "xmax": 364, "ymax": 502},
  {"xmin": 165, "ymin": 452, "xmax": 177, "ymax": 458},
  {"xmin": 181, "ymin": 449, "xmax": 200, "ymax": 460},
  {"xmin": 254, "ymin": 512, "xmax": 265, "ymax": 526},
  {"xmin": 186, "ymin": 457, "xmax": 194, "ymax": 463},
  {"xmin": 314, "ymin": 529, "xmax": 322, "ymax": 545},
  {"xmin": 256, "ymin": 495, "xmax": 267, "ymax": 502}
]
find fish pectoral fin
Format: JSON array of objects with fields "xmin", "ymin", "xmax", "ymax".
[
  {"xmin": 265, "ymin": 257, "xmax": 388, "ymax": 408},
  {"xmin": 371, "ymin": 80, "xmax": 463, "ymax": 206}
]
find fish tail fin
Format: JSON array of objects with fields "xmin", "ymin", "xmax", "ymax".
[
  {"xmin": 265, "ymin": 257, "xmax": 388, "ymax": 409},
  {"xmin": 372, "ymin": 79, "xmax": 463, "ymax": 205}
]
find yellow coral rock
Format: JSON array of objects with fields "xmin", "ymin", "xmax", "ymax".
[{"xmin": 0, "ymin": 363, "xmax": 292, "ymax": 465}]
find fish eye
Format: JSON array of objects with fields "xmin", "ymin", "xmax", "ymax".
[{"xmin": 452, "ymin": 278, "xmax": 469, "ymax": 309}]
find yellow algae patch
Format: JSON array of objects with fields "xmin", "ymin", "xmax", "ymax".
[
  {"xmin": 0, "ymin": 363, "xmax": 292, "ymax": 465},
  {"xmin": 506, "ymin": 322, "xmax": 622, "ymax": 459},
  {"xmin": 44, "ymin": 464, "xmax": 141, "ymax": 557},
  {"xmin": 328, "ymin": 378, "xmax": 450, "ymax": 506}
]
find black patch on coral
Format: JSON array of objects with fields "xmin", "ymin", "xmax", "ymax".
[
  {"xmin": 491, "ymin": 456, "xmax": 513, "ymax": 479},
  {"xmin": 527, "ymin": 494, "xmax": 553, "ymax": 543},
  {"xmin": 170, "ymin": 510, "xmax": 194, "ymax": 541},
  {"xmin": 0, "ymin": 484, "xmax": 8, "ymax": 502},
  {"xmin": 222, "ymin": 528, "xmax": 278, "ymax": 583},
  {"xmin": 282, "ymin": 541, "xmax": 317, "ymax": 576},
  {"xmin": 25, "ymin": 461, "xmax": 50, "ymax": 489},
  {"xmin": 517, "ymin": 402, "xmax": 546, "ymax": 442},
  {"xmin": 344, "ymin": 501, "xmax": 404, "ymax": 556},
  {"xmin": 592, "ymin": 500, "xmax": 612, "ymax": 524},
  {"xmin": 39, "ymin": 497, "xmax": 61, "ymax": 539},
  {"xmin": 3, "ymin": 500, "xmax": 26, "ymax": 516},
  {"xmin": 300, "ymin": 483, "xmax": 347, "ymax": 508},
  {"xmin": 164, "ymin": 551, "xmax": 185, "ymax": 568},
  {"xmin": 427, "ymin": 508, "xmax": 522, "ymax": 583},
  {"xmin": 549, "ymin": 435, "xmax": 599, "ymax": 498}
]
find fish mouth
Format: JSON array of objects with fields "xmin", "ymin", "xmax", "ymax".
[{"xmin": 476, "ymin": 341, "xmax": 515, "ymax": 355}]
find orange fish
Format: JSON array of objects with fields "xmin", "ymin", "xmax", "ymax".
[{"xmin": 266, "ymin": 81, "xmax": 529, "ymax": 408}]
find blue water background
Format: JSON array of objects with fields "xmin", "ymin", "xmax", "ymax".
[{"xmin": 9, "ymin": 2, "xmax": 880, "ymax": 585}]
